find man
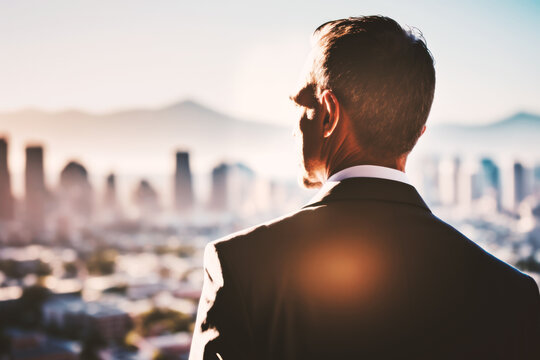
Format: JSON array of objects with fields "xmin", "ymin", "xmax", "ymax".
[{"xmin": 190, "ymin": 16, "xmax": 540, "ymax": 359}]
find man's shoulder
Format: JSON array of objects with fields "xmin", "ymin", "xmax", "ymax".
[
  {"xmin": 206, "ymin": 200, "xmax": 536, "ymax": 290},
  {"xmin": 432, "ymin": 215, "xmax": 539, "ymax": 297},
  {"xmin": 430, "ymin": 214, "xmax": 533, "ymax": 280},
  {"xmin": 208, "ymin": 206, "xmax": 320, "ymax": 253}
]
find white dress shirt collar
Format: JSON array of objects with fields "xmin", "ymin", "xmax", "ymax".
[
  {"xmin": 306, "ymin": 165, "xmax": 410, "ymax": 205},
  {"xmin": 327, "ymin": 165, "xmax": 410, "ymax": 184}
]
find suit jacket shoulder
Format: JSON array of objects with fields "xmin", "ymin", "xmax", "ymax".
[{"xmin": 191, "ymin": 178, "xmax": 540, "ymax": 359}]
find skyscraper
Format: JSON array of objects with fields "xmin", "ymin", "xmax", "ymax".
[
  {"xmin": 98, "ymin": 172, "xmax": 121, "ymax": 223},
  {"xmin": 103, "ymin": 173, "xmax": 117, "ymax": 208},
  {"xmin": 25, "ymin": 145, "xmax": 46, "ymax": 235},
  {"xmin": 439, "ymin": 156, "xmax": 460, "ymax": 206},
  {"xmin": 501, "ymin": 160, "xmax": 534, "ymax": 212},
  {"xmin": 210, "ymin": 162, "xmax": 255, "ymax": 213},
  {"xmin": 174, "ymin": 151, "xmax": 194, "ymax": 212},
  {"xmin": 211, "ymin": 163, "xmax": 228, "ymax": 211},
  {"xmin": 457, "ymin": 160, "xmax": 482, "ymax": 206},
  {"xmin": 480, "ymin": 158, "xmax": 500, "ymax": 191},
  {"xmin": 418, "ymin": 155, "xmax": 440, "ymax": 206},
  {"xmin": 59, "ymin": 161, "xmax": 93, "ymax": 219},
  {"xmin": 133, "ymin": 179, "xmax": 160, "ymax": 218},
  {"xmin": 534, "ymin": 164, "xmax": 540, "ymax": 194},
  {"xmin": 480, "ymin": 158, "xmax": 501, "ymax": 210},
  {"xmin": 0, "ymin": 138, "xmax": 14, "ymax": 220},
  {"xmin": 514, "ymin": 161, "xmax": 533, "ymax": 206}
]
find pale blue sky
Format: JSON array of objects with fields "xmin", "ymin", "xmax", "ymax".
[{"xmin": 0, "ymin": 0, "xmax": 538, "ymax": 125}]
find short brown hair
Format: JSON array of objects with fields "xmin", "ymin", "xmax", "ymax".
[{"xmin": 311, "ymin": 16, "xmax": 436, "ymax": 158}]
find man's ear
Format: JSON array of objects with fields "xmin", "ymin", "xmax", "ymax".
[
  {"xmin": 420, "ymin": 125, "xmax": 426, "ymax": 136},
  {"xmin": 320, "ymin": 90, "xmax": 340, "ymax": 138}
]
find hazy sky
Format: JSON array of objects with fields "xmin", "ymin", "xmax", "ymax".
[{"xmin": 0, "ymin": 0, "xmax": 539, "ymax": 125}]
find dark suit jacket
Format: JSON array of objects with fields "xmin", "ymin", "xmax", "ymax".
[{"xmin": 190, "ymin": 177, "xmax": 540, "ymax": 359}]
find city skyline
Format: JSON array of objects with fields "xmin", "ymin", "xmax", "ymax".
[
  {"xmin": 0, "ymin": 135, "xmax": 304, "ymax": 218},
  {"xmin": 1, "ymin": 101, "xmax": 540, "ymax": 201},
  {"xmin": 1, "ymin": 132, "xmax": 539, "ymax": 215}
]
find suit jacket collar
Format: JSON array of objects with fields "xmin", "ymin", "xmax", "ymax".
[{"xmin": 302, "ymin": 177, "xmax": 431, "ymax": 213}]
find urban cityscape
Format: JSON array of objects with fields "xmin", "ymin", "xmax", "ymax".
[
  {"xmin": 0, "ymin": 124, "xmax": 540, "ymax": 358},
  {"xmin": 0, "ymin": 134, "xmax": 309, "ymax": 359}
]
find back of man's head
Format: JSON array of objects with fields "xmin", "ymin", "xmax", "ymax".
[{"xmin": 310, "ymin": 16, "xmax": 436, "ymax": 159}]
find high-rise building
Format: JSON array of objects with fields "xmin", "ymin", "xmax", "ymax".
[
  {"xmin": 501, "ymin": 160, "xmax": 534, "ymax": 212},
  {"xmin": 103, "ymin": 173, "xmax": 117, "ymax": 208},
  {"xmin": 133, "ymin": 179, "xmax": 160, "ymax": 217},
  {"xmin": 514, "ymin": 162, "xmax": 533, "ymax": 206},
  {"xmin": 58, "ymin": 161, "xmax": 93, "ymax": 219},
  {"xmin": 97, "ymin": 172, "xmax": 122, "ymax": 223},
  {"xmin": 211, "ymin": 163, "xmax": 228, "ymax": 211},
  {"xmin": 534, "ymin": 164, "xmax": 540, "ymax": 194},
  {"xmin": 457, "ymin": 160, "xmax": 482, "ymax": 206},
  {"xmin": 0, "ymin": 138, "xmax": 14, "ymax": 220},
  {"xmin": 210, "ymin": 162, "xmax": 255, "ymax": 213},
  {"xmin": 174, "ymin": 151, "xmax": 194, "ymax": 212},
  {"xmin": 418, "ymin": 155, "xmax": 440, "ymax": 206},
  {"xmin": 480, "ymin": 158, "xmax": 499, "ymax": 190},
  {"xmin": 438, "ymin": 156, "xmax": 460, "ymax": 206},
  {"xmin": 480, "ymin": 158, "xmax": 501, "ymax": 209},
  {"xmin": 25, "ymin": 145, "xmax": 46, "ymax": 235}
]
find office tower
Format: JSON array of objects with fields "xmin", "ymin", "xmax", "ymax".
[
  {"xmin": 514, "ymin": 162, "xmax": 533, "ymax": 206},
  {"xmin": 500, "ymin": 160, "xmax": 515, "ymax": 212},
  {"xmin": 418, "ymin": 155, "xmax": 440, "ymax": 206},
  {"xmin": 501, "ymin": 160, "xmax": 534, "ymax": 212},
  {"xmin": 133, "ymin": 179, "xmax": 160, "ymax": 217},
  {"xmin": 458, "ymin": 160, "xmax": 482, "ymax": 206},
  {"xmin": 174, "ymin": 151, "xmax": 194, "ymax": 212},
  {"xmin": 480, "ymin": 158, "xmax": 500, "ymax": 191},
  {"xmin": 210, "ymin": 162, "xmax": 255, "ymax": 212},
  {"xmin": 0, "ymin": 138, "xmax": 14, "ymax": 220},
  {"xmin": 534, "ymin": 164, "xmax": 540, "ymax": 194},
  {"xmin": 98, "ymin": 172, "xmax": 122, "ymax": 223},
  {"xmin": 514, "ymin": 162, "xmax": 525, "ymax": 205},
  {"xmin": 438, "ymin": 156, "xmax": 460, "ymax": 206},
  {"xmin": 480, "ymin": 158, "xmax": 501, "ymax": 209},
  {"xmin": 103, "ymin": 173, "xmax": 117, "ymax": 208},
  {"xmin": 25, "ymin": 146, "xmax": 47, "ymax": 235},
  {"xmin": 211, "ymin": 163, "xmax": 228, "ymax": 211},
  {"xmin": 59, "ymin": 161, "xmax": 93, "ymax": 219}
]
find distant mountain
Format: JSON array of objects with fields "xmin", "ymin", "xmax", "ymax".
[
  {"xmin": 486, "ymin": 112, "xmax": 540, "ymax": 128},
  {"xmin": 415, "ymin": 112, "xmax": 540, "ymax": 158},
  {"xmin": 0, "ymin": 101, "xmax": 538, "ymax": 184},
  {"xmin": 0, "ymin": 100, "xmax": 297, "ymax": 179}
]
